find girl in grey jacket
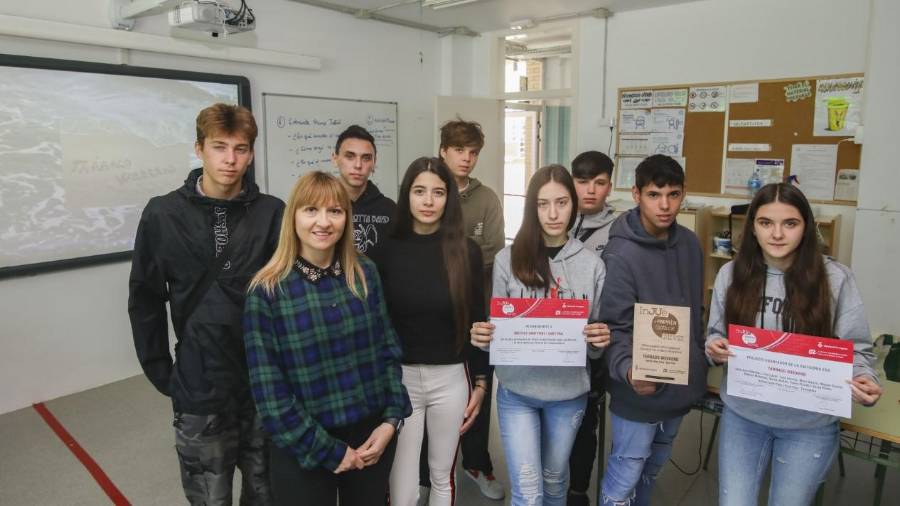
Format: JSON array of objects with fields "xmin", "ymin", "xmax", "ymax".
[
  {"xmin": 470, "ymin": 165, "xmax": 608, "ymax": 505},
  {"xmin": 705, "ymin": 183, "xmax": 882, "ymax": 506}
]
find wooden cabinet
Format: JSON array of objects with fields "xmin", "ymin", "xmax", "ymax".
[{"xmin": 696, "ymin": 206, "xmax": 842, "ymax": 321}]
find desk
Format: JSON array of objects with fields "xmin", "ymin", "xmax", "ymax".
[{"xmin": 706, "ymin": 346, "xmax": 899, "ymax": 505}]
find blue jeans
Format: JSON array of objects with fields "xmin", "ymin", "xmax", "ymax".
[
  {"xmin": 600, "ymin": 412, "xmax": 683, "ymax": 506},
  {"xmin": 497, "ymin": 385, "xmax": 587, "ymax": 506},
  {"xmin": 718, "ymin": 406, "xmax": 838, "ymax": 506}
]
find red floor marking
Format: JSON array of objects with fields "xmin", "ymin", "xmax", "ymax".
[{"xmin": 32, "ymin": 402, "xmax": 131, "ymax": 506}]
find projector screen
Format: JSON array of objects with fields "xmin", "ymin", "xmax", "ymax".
[{"xmin": 0, "ymin": 54, "xmax": 250, "ymax": 278}]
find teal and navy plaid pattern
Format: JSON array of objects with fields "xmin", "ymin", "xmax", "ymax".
[{"xmin": 243, "ymin": 258, "xmax": 411, "ymax": 471}]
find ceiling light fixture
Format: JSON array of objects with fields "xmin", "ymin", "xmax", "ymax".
[
  {"xmin": 509, "ymin": 18, "xmax": 535, "ymax": 30},
  {"xmin": 421, "ymin": 0, "xmax": 481, "ymax": 10}
]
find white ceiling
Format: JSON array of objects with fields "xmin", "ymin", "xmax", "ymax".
[{"xmin": 290, "ymin": 0, "xmax": 702, "ymax": 34}]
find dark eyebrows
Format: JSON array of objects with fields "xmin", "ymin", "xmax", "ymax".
[{"xmin": 343, "ymin": 150, "xmax": 374, "ymax": 158}]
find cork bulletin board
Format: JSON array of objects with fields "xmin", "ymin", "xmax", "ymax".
[{"xmin": 614, "ymin": 74, "xmax": 863, "ymax": 204}]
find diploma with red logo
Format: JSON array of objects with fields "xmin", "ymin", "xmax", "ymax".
[
  {"xmin": 489, "ymin": 297, "xmax": 589, "ymax": 367},
  {"xmin": 632, "ymin": 303, "xmax": 691, "ymax": 385},
  {"xmin": 726, "ymin": 324, "xmax": 853, "ymax": 417}
]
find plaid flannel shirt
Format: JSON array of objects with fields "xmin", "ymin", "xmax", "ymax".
[{"xmin": 243, "ymin": 258, "xmax": 411, "ymax": 471}]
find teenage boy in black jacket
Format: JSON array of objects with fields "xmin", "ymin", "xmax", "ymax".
[
  {"xmin": 332, "ymin": 125, "xmax": 396, "ymax": 258},
  {"xmin": 128, "ymin": 103, "xmax": 283, "ymax": 506}
]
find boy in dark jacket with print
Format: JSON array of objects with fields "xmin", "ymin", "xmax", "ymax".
[{"xmin": 332, "ymin": 125, "xmax": 396, "ymax": 258}]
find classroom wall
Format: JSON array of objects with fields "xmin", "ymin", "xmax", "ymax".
[
  {"xmin": 850, "ymin": 0, "xmax": 900, "ymax": 336},
  {"xmin": 0, "ymin": 0, "xmax": 441, "ymax": 415}
]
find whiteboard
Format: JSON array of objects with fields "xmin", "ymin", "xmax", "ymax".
[{"xmin": 262, "ymin": 93, "xmax": 399, "ymax": 202}]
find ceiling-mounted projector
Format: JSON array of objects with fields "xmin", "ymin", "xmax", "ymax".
[{"xmin": 168, "ymin": 1, "xmax": 255, "ymax": 36}]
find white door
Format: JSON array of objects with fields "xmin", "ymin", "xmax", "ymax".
[{"xmin": 434, "ymin": 96, "xmax": 504, "ymax": 197}]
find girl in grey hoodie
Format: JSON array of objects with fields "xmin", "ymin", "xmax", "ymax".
[
  {"xmin": 470, "ymin": 165, "xmax": 609, "ymax": 505},
  {"xmin": 706, "ymin": 183, "xmax": 882, "ymax": 506}
]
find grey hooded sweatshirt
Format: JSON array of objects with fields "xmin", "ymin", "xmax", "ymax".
[
  {"xmin": 491, "ymin": 238, "xmax": 606, "ymax": 401},
  {"xmin": 570, "ymin": 205, "xmax": 617, "ymax": 255},
  {"xmin": 599, "ymin": 208, "xmax": 707, "ymax": 422},
  {"xmin": 707, "ymin": 258, "xmax": 878, "ymax": 429}
]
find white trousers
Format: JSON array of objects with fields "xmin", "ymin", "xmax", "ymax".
[{"xmin": 389, "ymin": 363, "xmax": 469, "ymax": 506}]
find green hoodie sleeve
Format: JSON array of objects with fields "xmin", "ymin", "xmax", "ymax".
[{"xmin": 481, "ymin": 191, "xmax": 505, "ymax": 265}]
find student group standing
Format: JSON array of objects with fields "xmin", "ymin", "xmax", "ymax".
[{"xmin": 130, "ymin": 103, "xmax": 882, "ymax": 506}]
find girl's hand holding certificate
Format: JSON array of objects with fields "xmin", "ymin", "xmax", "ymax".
[
  {"xmin": 584, "ymin": 322, "xmax": 611, "ymax": 349},
  {"xmin": 706, "ymin": 337, "xmax": 734, "ymax": 364},
  {"xmin": 848, "ymin": 375, "xmax": 882, "ymax": 406}
]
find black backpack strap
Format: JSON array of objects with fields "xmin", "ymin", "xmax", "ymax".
[{"xmin": 176, "ymin": 204, "xmax": 252, "ymax": 337}]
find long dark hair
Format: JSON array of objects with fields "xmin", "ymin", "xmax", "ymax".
[
  {"xmin": 394, "ymin": 157, "xmax": 471, "ymax": 350},
  {"xmin": 511, "ymin": 164, "xmax": 578, "ymax": 290},
  {"xmin": 725, "ymin": 183, "xmax": 832, "ymax": 336}
]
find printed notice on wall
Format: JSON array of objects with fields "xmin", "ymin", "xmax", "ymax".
[
  {"xmin": 652, "ymin": 88, "xmax": 688, "ymax": 107},
  {"xmin": 619, "ymin": 135, "xmax": 650, "ymax": 156},
  {"xmin": 619, "ymin": 109, "xmax": 651, "ymax": 133},
  {"xmin": 688, "ymin": 86, "xmax": 726, "ymax": 112},
  {"xmin": 615, "ymin": 156, "xmax": 643, "ymax": 189},
  {"xmin": 755, "ymin": 159, "xmax": 785, "ymax": 185},
  {"xmin": 729, "ymin": 83, "xmax": 759, "ymax": 103},
  {"xmin": 729, "ymin": 119, "xmax": 773, "ymax": 128},
  {"xmin": 833, "ymin": 168, "xmax": 859, "ymax": 201},
  {"xmin": 791, "ymin": 144, "xmax": 838, "ymax": 200},
  {"xmin": 651, "ymin": 108, "xmax": 685, "ymax": 133},
  {"xmin": 650, "ymin": 132, "xmax": 684, "ymax": 157},
  {"xmin": 621, "ymin": 90, "xmax": 653, "ymax": 109},
  {"xmin": 813, "ymin": 77, "xmax": 864, "ymax": 137},
  {"xmin": 722, "ymin": 158, "xmax": 755, "ymax": 194},
  {"xmin": 728, "ymin": 143, "xmax": 771, "ymax": 152}
]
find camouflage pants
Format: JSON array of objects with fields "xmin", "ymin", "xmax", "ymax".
[{"xmin": 173, "ymin": 409, "xmax": 272, "ymax": 506}]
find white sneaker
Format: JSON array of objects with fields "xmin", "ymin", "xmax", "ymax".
[
  {"xmin": 464, "ymin": 469, "xmax": 505, "ymax": 500},
  {"xmin": 416, "ymin": 485, "xmax": 430, "ymax": 506}
]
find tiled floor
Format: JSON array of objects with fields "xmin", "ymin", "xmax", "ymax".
[{"xmin": 0, "ymin": 375, "xmax": 896, "ymax": 505}]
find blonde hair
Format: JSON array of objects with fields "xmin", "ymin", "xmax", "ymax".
[{"xmin": 248, "ymin": 171, "xmax": 368, "ymax": 299}]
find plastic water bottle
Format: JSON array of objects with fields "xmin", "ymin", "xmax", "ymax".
[{"xmin": 748, "ymin": 169, "xmax": 762, "ymax": 197}]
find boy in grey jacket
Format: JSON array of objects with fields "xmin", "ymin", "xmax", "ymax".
[{"xmin": 598, "ymin": 155, "xmax": 706, "ymax": 506}]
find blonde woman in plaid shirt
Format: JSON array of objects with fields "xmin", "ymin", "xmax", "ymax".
[{"xmin": 243, "ymin": 171, "xmax": 411, "ymax": 506}]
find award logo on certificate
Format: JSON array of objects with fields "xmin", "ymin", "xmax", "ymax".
[
  {"xmin": 489, "ymin": 297, "xmax": 589, "ymax": 367},
  {"xmin": 726, "ymin": 324, "xmax": 853, "ymax": 417},
  {"xmin": 632, "ymin": 303, "xmax": 691, "ymax": 385}
]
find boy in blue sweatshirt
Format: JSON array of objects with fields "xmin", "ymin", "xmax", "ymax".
[{"xmin": 598, "ymin": 155, "xmax": 706, "ymax": 506}]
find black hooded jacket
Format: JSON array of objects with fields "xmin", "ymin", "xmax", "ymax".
[{"xmin": 128, "ymin": 168, "xmax": 284, "ymax": 414}]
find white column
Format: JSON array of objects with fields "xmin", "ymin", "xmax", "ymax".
[{"xmin": 850, "ymin": 0, "xmax": 900, "ymax": 335}]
